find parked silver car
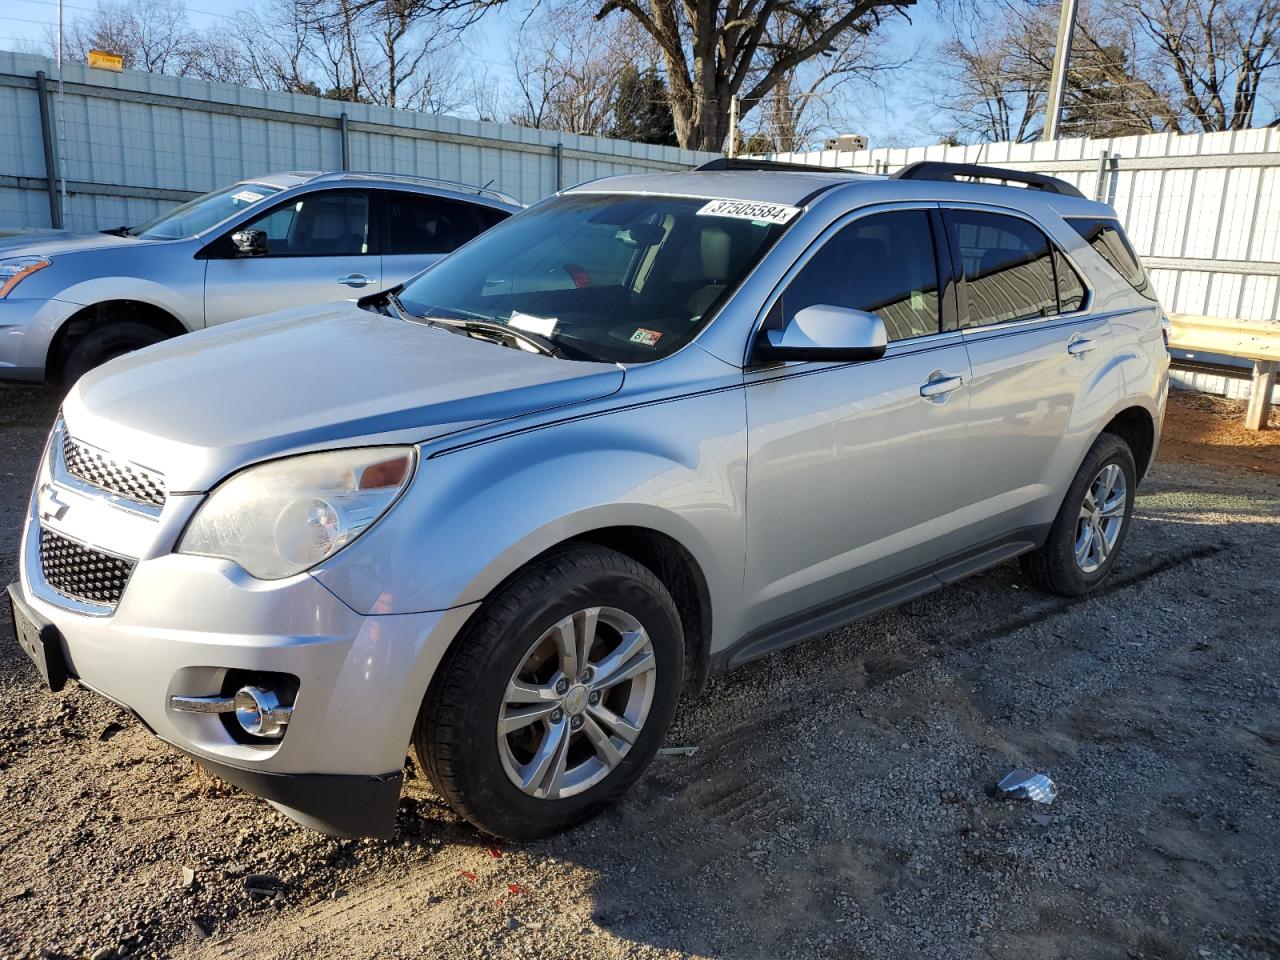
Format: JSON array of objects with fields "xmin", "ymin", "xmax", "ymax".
[
  {"xmin": 8, "ymin": 160, "xmax": 1168, "ymax": 841},
  {"xmin": 0, "ymin": 172, "xmax": 518, "ymax": 382}
]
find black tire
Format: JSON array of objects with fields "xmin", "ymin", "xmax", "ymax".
[
  {"xmin": 62, "ymin": 321, "xmax": 167, "ymax": 385},
  {"xmin": 1020, "ymin": 432, "xmax": 1137, "ymax": 597},
  {"xmin": 415, "ymin": 545, "xmax": 685, "ymax": 841}
]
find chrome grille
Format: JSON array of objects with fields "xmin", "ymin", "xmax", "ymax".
[
  {"xmin": 61, "ymin": 433, "xmax": 166, "ymax": 508},
  {"xmin": 38, "ymin": 527, "xmax": 136, "ymax": 607}
]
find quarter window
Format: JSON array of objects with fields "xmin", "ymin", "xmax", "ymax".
[
  {"xmin": 1055, "ymin": 249, "xmax": 1086, "ymax": 313},
  {"xmin": 776, "ymin": 210, "xmax": 941, "ymax": 342},
  {"xmin": 1068, "ymin": 217, "xmax": 1156, "ymax": 300},
  {"xmin": 238, "ymin": 190, "xmax": 371, "ymax": 257},
  {"xmin": 945, "ymin": 210, "xmax": 1058, "ymax": 327}
]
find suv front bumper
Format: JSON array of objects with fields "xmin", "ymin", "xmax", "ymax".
[{"xmin": 11, "ymin": 538, "xmax": 477, "ymax": 837}]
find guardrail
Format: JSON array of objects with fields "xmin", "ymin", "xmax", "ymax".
[{"xmin": 1169, "ymin": 314, "xmax": 1279, "ymax": 430}]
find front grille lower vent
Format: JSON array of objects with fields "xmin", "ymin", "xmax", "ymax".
[
  {"xmin": 61, "ymin": 433, "xmax": 166, "ymax": 509},
  {"xmin": 38, "ymin": 527, "xmax": 136, "ymax": 607}
]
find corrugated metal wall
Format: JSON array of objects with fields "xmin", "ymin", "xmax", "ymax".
[
  {"xmin": 767, "ymin": 130, "xmax": 1280, "ymax": 401},
  {"xmin": 0, "ymin": 51, "xmax": 719, "ymax": 232}
]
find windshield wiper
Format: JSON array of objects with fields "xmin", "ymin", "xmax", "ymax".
[
  {"xmin": 390, "ymin": 295, "xmax": 568, "ymax": 359},
  {"xmin": 100, "ymin": 225, "xmax": 134, "ymax": 237}
]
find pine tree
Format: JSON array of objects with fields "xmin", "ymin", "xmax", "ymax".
[{"xmin": 610, "ymin": 65, "xmax": 678, "ymax": 146}]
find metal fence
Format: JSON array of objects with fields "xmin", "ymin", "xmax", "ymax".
[
  {"xmin": 766, "ymin": 129, "xmax": 1280, "ymax": 402},
  {"xmin": 0, "ymin": 50, "xmax": 718, "ymax": 232}
]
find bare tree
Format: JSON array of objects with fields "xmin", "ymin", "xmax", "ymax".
[{"xmin": 63, "ymin": 0, "xmax": 201, "ymax": 75}]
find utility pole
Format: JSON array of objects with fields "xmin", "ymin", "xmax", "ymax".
[
  {"xmin": 56, "ymin": 0, "xmax": 67, "ymax": 225},
  {"xmin": 727, "ymin": 95, "xmax": 739, "ymax": 158},
  {"xmin": 1042, "ymin": 0, "xmax": 1079, "ymax": 141}
]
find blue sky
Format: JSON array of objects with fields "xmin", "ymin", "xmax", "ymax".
[{"xmin": 0, "ymin": 0, "xmax": 950, "ymax": 148}]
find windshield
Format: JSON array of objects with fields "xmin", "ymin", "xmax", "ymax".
[
  {"xmin": 395, "ymin": 193, "xmax": 791, "ymax": 363},
  {"xmin": 133, "ymin": 182, "xmax": 285, "ymax": 240}
]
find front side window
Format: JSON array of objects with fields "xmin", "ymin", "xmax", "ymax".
[
  {"xmin": 395, "ymin": 193, "xmax": 788, "ymax": 363},
  {"xmin": 1068, "ymin": 217, "xmax": 1156, "ymax": 300},
  {"xmin": 773, "ymin": 210, "xmax": 941, "ymax": 342},
  {"xmin": 385, "ymin": 192, "xmax": 504, "ymax": 255},
  {"xmin": 238, "ymin": 190, "xmax": 371, "ymax": 257},
  {"xmin": 946, "ymin": 210, "xmax": 1058, "ymax": 327},
  {"xmin": 133, "ymin": 182, "xmax": 283, "ymax": 240}
]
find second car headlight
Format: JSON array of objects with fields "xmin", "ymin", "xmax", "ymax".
[
  {"xmin": 178, "ymin": 447, "xmax": 416, "ymax": 580},
  {"xmin": 0, "ymin": 256, "xmax": 51, "ymax": 297}
]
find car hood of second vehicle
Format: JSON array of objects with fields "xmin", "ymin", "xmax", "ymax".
[
  {"xmin": 0, "ymin": 227, "xmax": 143, "ymax": 258},
  {"xmin": 61, "ymin": 303, "xmax": 625, "ymax": 492}
]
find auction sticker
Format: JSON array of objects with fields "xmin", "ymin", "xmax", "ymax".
[{"xmin": 696, "ymin": 198, "xmax": 800, "ymax": 225}]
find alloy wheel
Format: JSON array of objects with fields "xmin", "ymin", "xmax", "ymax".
[
  {"xmin": 1074, "ymin": 462, "xmax": 1127, "ymax": 574},
  {"xmin": 497, "ymin": 606, "xmax": 657, "ymax": 800}
]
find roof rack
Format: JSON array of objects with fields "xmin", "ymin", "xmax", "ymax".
[
  {"xmin": 890, "ymin": 161, "xmax": 1085, "ymax": 199},
  {"xmin": 694, "ymin": 157, "xmax": 859, "ymax": 175},
  {"xmin": 325, "ymin": 171, "xmax": 520, "ymax": 206}
]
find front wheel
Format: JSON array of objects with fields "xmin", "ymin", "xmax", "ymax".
[
  {"xmin": 1020, "ymin": 432, "xmax": 1137, "ymax": 596},
  {"xmin": 415, "ymin": 545, "xmax": 685, "ymax": 840}
]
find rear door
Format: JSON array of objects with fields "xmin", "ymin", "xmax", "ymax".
[
  {"xmin": 381, "ymin": 191, "xmax": 510, "ymax": 289},
  {"xmin": 943, "ymin": 206, "xmax": 1113, "ymax": 543},
  {"xmin": 202, "ymin": 188, "xmax": 380, "ymax": 326},
  {"xmin": 742, "ymin": 204, "xmax": 975, "ymax": 631}
]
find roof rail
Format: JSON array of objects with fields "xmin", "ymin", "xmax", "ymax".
[
  {"xmin": 326, "ymin": 171, "xmax": 520, "ymax": 206},
  {"xmin": 695, "ymin": 157, "xmax": 857, "ymax": 175},
  {"xmin": 891, "ymin": 161, "xmax": 1085, "ymax": 199}
]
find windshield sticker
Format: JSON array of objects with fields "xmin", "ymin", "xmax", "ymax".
[
  {"xmin": 509, "ymin": 311, "xmax": 557, "ymax": 337},
  {"xmin": 231, "ymin": 190, "xmax": 266, "ymax": 205},
  {"xmin": 630, "ymin": 328, "xmax": 663, "ymax": 347},
  {"xmin": 696, "ymin": 198, "xmax": 800, "ymax": 225}
]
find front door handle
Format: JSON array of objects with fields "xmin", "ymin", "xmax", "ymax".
[
  {"xmin": 338, "ymin": 274, "xmax": 372, "ymax": 288},
  {"xmin": 920, "ymin": 374, "xmax": 964, "ymax": 400},
  {"xmin": 1067, "ymin": 337, "xmax": 1096, "ymax": 357}
]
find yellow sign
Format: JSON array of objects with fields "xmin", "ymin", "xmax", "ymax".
[{"xmin": 87, "ymin": 50, "xmax": 123, "ymax": 72}]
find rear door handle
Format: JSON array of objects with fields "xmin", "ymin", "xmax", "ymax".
[
  {"xmin": 920, "ymin": 374, "xmax": 964, "ymax": 400},
  {"xmin": 338, "ymin": 274, "xmax": 371, "ymax": 288},
  {"xmin": 1067, "ymin": 337, "xmax": 1096, "ymax": 356}
]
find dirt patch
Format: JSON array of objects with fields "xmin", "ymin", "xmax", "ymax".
[
  {"xmin": 3, "ymin": 382, "xmax": 1280, "ymax": 960},
  {"xmin": 1160, "ymin": 388, "xmax": 1280, "ymax": 476}
]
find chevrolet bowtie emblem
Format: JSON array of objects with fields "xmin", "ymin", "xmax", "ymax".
[{"xmin": 38, "ymin": 483, "xmax": 69, "ymax": 522}]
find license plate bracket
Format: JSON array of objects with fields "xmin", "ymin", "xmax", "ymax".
[{"xmin": 6, "ymin": 583, "xmax": 68, "ymax": 692}]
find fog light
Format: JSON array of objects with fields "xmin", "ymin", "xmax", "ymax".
[{"xmin": 233, "ymin": 685, "xmax": 292, "ymax": 738}]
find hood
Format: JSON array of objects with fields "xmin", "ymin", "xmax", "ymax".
[
  {"xmin": 62, "ymin": 303, "xmax": 624, "ymax": 491},
  {"xmin": 0, "ymin": 227, "xmax": 142, "ymax": 258}
]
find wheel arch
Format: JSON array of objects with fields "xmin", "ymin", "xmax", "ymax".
[
  {"xmin": 46, "ymin": 298, "xmax": 188, "ymax": 381},
  {"xmin": 1099, "ymin": 404, "xmax": 1157, "ymax": 481}
]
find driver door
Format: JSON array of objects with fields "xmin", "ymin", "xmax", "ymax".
[
  {"xmin": 742, "ymin": 204, "xmax": 974, "ymax": 632},
  {"xmin": 202, "ymin": 189, "xmax": 380, "ymax": 327}
]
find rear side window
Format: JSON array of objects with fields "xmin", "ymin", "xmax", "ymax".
[
  {"xmin": 1068, "ymin": 218, "xmax": 1156, "ymax": 300},
  {"xmin": 776, "ymin": 210, "xmax": 941, "ymax": 342},
  {"xmin": 384, "ymin": 192, "xmax": 492, "ymax": 255},
  {"xmin": 944, "ymin": 210, "xmax": 1058, "ymax": 327}
]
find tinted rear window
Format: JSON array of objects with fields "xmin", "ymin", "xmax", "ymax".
[{"xmin": 1068, "ymin": 218, "xmax": 1156, "ymax": 300}]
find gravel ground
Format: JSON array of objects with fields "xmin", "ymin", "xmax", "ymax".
[{"xmin": 2, "ymin": 380, "xmax": 1279, "ymax": 960}]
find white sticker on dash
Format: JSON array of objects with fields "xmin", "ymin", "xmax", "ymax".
[
  {"xmin": 231, "ymin": 190, "xmax": 265, "ymax": 205},
  {"xmin": 509, "ymin": 310, "xmax": 557, "ymax": 337},
  {"xmin": 696, "ymin": 198, "xmax": 800, "ymax": 225}
]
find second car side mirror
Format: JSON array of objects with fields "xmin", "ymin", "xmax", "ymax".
[
  {"xmin": 230, "ymin": 229, "xmax": 268, "ymax": 257},
  {"xmin": 755, "ymin": 304, "xmax": 888, "ymax": 363}
]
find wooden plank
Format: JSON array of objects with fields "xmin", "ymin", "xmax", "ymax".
[
  {"xmin": 1246, "ymin": 360, "xmax": 1277, "ymax": 430},
  {"xmin": 1168, "ymin": 314, "xmax": 1280, "ymax": 362}
]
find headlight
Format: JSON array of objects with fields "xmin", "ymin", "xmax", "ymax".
[
  {"xmin": 0, "ymin": 256, "xmax": 51, "ymax": 298},
  {"xmin": 178, "ymin": 447, "xmax": 416, "ymax": 580}
]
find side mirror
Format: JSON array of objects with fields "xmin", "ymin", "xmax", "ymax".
[
  {"xmin": 230, "ymin": 229, "xmax": 268, "ymax": 257},
  {"xmin": 756, "ymin": 304, "xmax": 888, "ymax": 363}
]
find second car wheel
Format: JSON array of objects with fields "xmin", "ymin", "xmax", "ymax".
[
  {"xmin": 1020, "ymin": 431, "xmax": 1137, "ymax": 596},
  {"xmin": 415, "ymin": 545, "xmax": 685, "ymax": 840}
]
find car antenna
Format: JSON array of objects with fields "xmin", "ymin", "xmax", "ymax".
[{"xmin": 478, "ymin": 179, "xmax": 495, "ymax": 196}]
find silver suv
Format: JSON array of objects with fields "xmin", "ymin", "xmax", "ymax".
[
  {"xmin": 8, "ymin": 160, "xmax": 1168, "ymax": 841},
  {"xmin": 0, "ymin": 172, "xmax": 517, "ymax": 383}
]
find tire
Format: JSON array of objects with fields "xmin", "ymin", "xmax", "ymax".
[
  {"xmin": 415, "ymin": 545, "xmax": 685, "ymax": 840},
  {"xmin": 1020, "ymin": 432, "xmax": 1137, "ymax": 597},
  {"xmin": 62, "ymin": 321, "xmax": 168, "ymax": 385}
]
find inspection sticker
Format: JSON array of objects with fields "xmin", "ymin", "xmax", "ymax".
[
  {"xmin": 630, "ymin": 328, "xmax": 663, "ymax": 347},
  {"xmin": 696, "ymin": 198, "xmax": 800, "ymax": 225}
]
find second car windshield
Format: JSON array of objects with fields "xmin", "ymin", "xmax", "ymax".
[
  {"xmin": 133, "ymin": 183, "xmax": 284, "ymax": 240},
  {"xmin": 395, "ymin": 193, "xmax": 790, "ymax": 363}
]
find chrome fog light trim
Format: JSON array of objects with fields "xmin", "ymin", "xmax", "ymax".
[
  {"xmin": 170, "ymin": 694, "xmax": 236, "ymax": 714},
  {"xmin": 233, "ymin": 685, "xmax": 293, "ymax": 738}
]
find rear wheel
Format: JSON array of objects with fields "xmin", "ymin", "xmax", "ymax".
[
  {"xmin": 415, "ymin": 545, "xmax": 684, "ymax": 840},
  {"xmin": 62, "ymin": 321, "xmax": 167, "ymax": 385},
  {"xmin": 1020, "ymin": 432, "xmax": 1137, "ymax": 596}
]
